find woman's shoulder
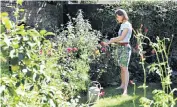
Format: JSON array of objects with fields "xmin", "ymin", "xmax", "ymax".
[
  {"xmin": 121, "ymin": 21, "xmax": 132, "ymax": 28},
  {"xmin": 122, "ymin": 21, "xmax": 131, "ymax": 25}
]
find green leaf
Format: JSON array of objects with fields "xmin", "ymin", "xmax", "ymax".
[
  {"xmin": 23, "ymin": 58, "xmax": 31, "ymax": 65},
  {"xmin": 19, "ymin": 9, "xmax": 25, "ymax": 12},
  {"xmin": 11, "ymin": 65, "xmax": 20, "ymax": 72},
  {"xmin": 4, "ymin": 36, "xmax": 11, "ymax": 47},
  {"xmin": 40, "ymin": 30, "xmax": 47, "ymax": 36},
  {"xmin": 27, "ymin": 29, "xmax": 40, "ymax": 37},
  {"xmin": 138, "ymin": 84, "xmax": 148, "ymax": 89},
  {"xmin": 10, "ymin": 49, "xmax": 16, "ymax": 58},
  {"xmin": 17, "ymin": 0, "xmax": 23, "ymax": 5},
  {"xmin": 7, "ymin": 86, "xmax": 17, "ymax": 96},
  {"xmin": 0, "ymin": 85, "xmax": 5, "ymax": 94},
  {"xmin": 18, "ymin": 24, "xmax": 25, "ymax": 29},
  {"xmin": 10, "ymin": 57, "xmax": 19, "ymax": 65},
  {"xmin": 0, "ymin": 12, "xmax": 8, "ymax": 18},
  {"xmin": 1, "ymin": 24, "xmax": 6, "ymax": 33},
  {"xmin": 44, "ymin": 32, "xmax": 55, "ymax": 36},
  {"xmin": 12, "ymin": 41, "xmax": 19, "ymax": 49},
  {"xmin": 33, "ymin": 73, "xmax": 37, "ymax": 82},
  {"xmin": 49, "ymin": 99, "xmax": 56, "ymax": 107},
  {"xmin": 17, "ymin": 30, "xmax": 26, "ymax": 36},
  {"xmin": 27, "ymin": 42, "xmax": 36, "ymax": 47},
  {"xmin": 23, "ymin": 36, "xmax": 29, "ymax": 41},
  {"xmin": 2, "ymin": 17, "xmax": 12, "ymax": 30}
]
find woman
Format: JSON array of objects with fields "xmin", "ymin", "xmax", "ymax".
[{"xmin": 104, "ymin": 9, "xmax": 132, "ymax": 95}]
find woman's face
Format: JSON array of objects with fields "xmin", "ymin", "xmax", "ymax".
[{"xmin": 116, "ymin": 15, "xmax": 123, "ymax": 23}]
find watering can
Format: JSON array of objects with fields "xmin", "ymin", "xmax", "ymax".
[{"xmin": 87, "ymin": 81, "xmax": 103, "ymax": 104}]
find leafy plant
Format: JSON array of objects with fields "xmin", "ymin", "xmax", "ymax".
[
  {"xmin": 1, "ymin": 0, "xmax": 96, "ymax": 106},
  {"xmin": 134, "ymin": 28, "xmax": 177, "ymax": 107}
]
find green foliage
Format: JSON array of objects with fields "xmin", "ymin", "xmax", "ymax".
[
  {"xmin": 134, "ymin": 29, "xmax": 177, "ymax": 107},
  {"xmin": 1, "ymin": 10, "xmax": 64, "ymax": 106},
  {"xmin": 0, "ymin": 2, "xmax": 101, "ymax": 106},
  {"xmin": 54, "ymin": 9, "xmax": 102, "ymax": 96},
  {"xmin": 88, "ymin": 1, "xmax": 177, "ymax": 83},
  {"xmin": 89, "ymin": 43, "xmax": 122, "ymax": 86},
  {"xmin": 152, "ymin": 89, "xmax": 177, "ymax": 107}
]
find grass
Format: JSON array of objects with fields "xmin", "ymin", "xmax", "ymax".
[{"xmin": 80, "ymin": 83, "xmax": 166, "ymax": 107}]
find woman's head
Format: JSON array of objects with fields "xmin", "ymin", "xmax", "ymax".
[{"xmin": 115, "ymin": 9, "xmax": 129, "ymax": 23}]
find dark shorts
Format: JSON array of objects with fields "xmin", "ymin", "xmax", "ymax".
[{"xmin": 117, "ymin": 45, "xmax": 131, "ymax": 67}]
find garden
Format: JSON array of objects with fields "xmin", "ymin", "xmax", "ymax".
[{"xmin": 0, "ymin": 0, "xmax": 177, "ymax": 107}]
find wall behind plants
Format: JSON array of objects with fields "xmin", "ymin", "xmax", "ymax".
[{"xmin": 1, "ymin": 1, "xmax": 63, "ymax": 32}]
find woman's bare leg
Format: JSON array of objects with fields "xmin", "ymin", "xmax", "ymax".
[
  {"xmin": 121, "ymin": 66, "xmax": 129, "ymax": 95},
  {"xmin": 116, "ymin": 67, "xmax": 125, "ymax": 89}
]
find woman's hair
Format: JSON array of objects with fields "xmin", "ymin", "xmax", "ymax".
[{"xmin": 115, "ymin": 9, "xmax": 129, "ymax": 21}]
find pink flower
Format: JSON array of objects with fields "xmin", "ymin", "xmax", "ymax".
[
  {"xmin": 151, "ymin": 49, "xmax": 156, "ymax": 54},
  {"xmin": 67, "ymin": 48, "xmax": 72, "ymax": 53},
  {"xmin": 145, "ymin": 28, "xmax": 148, "ymax": 33},
  {"xmin": 39, "ymin": 49, "xmax": 42, "ymax": 55},
  {"xmin": 72, "ymin": 47, "xmax": 78, "ymax": 52},
  {"xmin": 101, "ymin": 47, "xmax": 106, "ymax": 52},
  {"xmin": 130, "ymin": 80, "xmax": 135, "ymax": 85},
  {"xmin": 99, "ymin": 90, "xmax": 105, "ymax": 97}
]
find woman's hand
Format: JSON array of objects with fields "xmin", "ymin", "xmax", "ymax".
[
  {"xmin": 101, "ymin": 38, "xmax": 116, "ymax": 46},
  {"xmin": 107, "ymin": 38, "xmax": 116, "ymax": 45},
  {"xmin": 101, "ymin": 42, "xmax": 109, "ymax": 46}
]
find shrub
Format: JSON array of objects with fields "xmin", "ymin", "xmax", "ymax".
[{"xmin": 0, "ymin": 1, "xmax": 102, "ymax": 106}]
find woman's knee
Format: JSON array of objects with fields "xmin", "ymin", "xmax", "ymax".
[{"xmin": 120, "ymin": 66, "xmax": 128, "ymax": 71}]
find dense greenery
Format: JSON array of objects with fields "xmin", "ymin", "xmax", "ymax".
[
  {"xmin": 1, "ymin": 0, "xmax": 177, "ymax": 106},
  {"xmin": 0, "ymin": 0, "xmax": 101, "ymax": 106},
  {"xmin": 68, "ymin": 1, "xmax": 177, "ymax": 83}
]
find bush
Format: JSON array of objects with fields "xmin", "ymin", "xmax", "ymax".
[
  {"xmin": 54, "ymin": 9, "xmax": 102, "ymax": 94},
  {"xmin": 0, "ymin": 1, "xmax": 101, "ymax": 106},
  {"xmin": 87, "ymin": 1, "xmax": 177, "ymax": 83}
]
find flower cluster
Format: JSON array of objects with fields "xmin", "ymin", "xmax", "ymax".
[
  {"xmin": 99, "ymin": 90, "xmax": 105, "ymax": 97},
  {"xmin": 66, "ymin": 47, "xmax": 78, "ymax": 53},
  {"xmin": 39, "ymin": 49, "xmax": 53, "ymax": 56}
]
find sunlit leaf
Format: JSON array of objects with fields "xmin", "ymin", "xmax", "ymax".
[
  {"xmin": 2, "ymin": 17, "xmax": 12, "ymax": 30},
  {"xmin": 49, "ymin": 99, "xmax": 56, "ymax": 107},
  {"xmin": 27, "ymin": 42, "xmax": 36, "ymax": 47},
  {"xmin": 17, "ymin": 0, "xmax": 23, "ymax": 5},
  {"xmin": 12, "ymin": 41, "xmax": 19, "ymax": 49},
  {"xmin": 19, "ymin": 9, "xmax": 25, "ymax": 12},
  {"xmin": 0, "ymin": 85, "xmax": 5, "ymax": 94},
  {"xmin": 4, "ymin": 35, "xmax": 11, "ymax": 47},
  {"xmin": 0, "ymin": 12, "xmax": 8, "ymax": 18},
  {"xmin": 33, "ymin": 73, "xmax": 37, "ymax": 82},
  {"xmin": 17, "ymin": 30, "xmax": 27, "ymax": 36},
  {"xmin": 44, "ymin": 32, "xmax": 55, "ymax": 36},
  {"xmin": 11, "ymin": 65, "xmax": 20, "ymax": 72},
  {"xmin": 40, "ymin": 29, "xmax": 47, "ymax": 36},
  {"xmin": 10, "ymin": 49, "xmax": 16, "ymax": 58},
  {"xmin": 1, "ymin": 24, "xmax": 6, "ymax": 33}
]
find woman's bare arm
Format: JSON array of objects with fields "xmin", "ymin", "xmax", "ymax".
[{"xmin": 107, "ymin": 28, "xmax": 128, "ymax": 44}]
